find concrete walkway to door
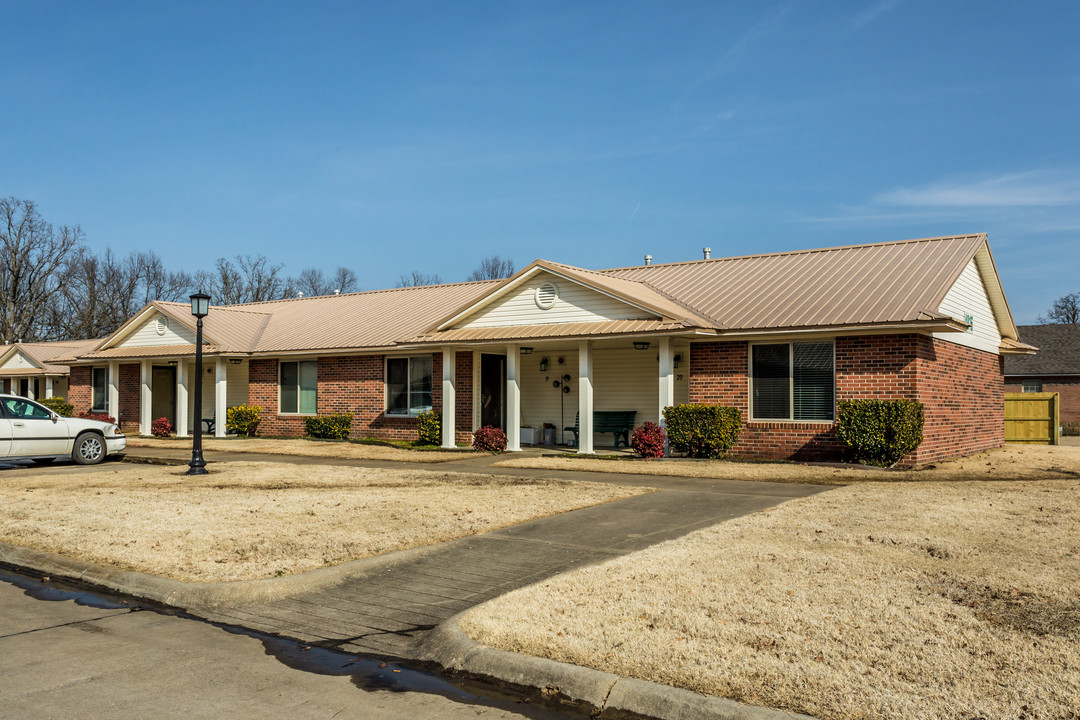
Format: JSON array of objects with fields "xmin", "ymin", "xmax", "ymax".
[{"xmin": 133, "ymin": 446, "xmax": 828, "ymax": 661}]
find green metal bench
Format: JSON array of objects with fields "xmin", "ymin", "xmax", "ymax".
[{"xmin": 564, "ymin": 410, "xmax": 637, "ymax": 449}]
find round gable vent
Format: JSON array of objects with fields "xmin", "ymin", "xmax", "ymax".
[
  {"xmin": 155, "ymin": 316, "xmax": 169, "ymax": 336},
  {"xmin": 535, "ymin": 282, "xmax": 559, "ymax": 310}
]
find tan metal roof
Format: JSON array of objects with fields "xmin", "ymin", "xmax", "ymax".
[
  {"xmin": 406, "ymin": 319, "xmax": 691, "ymax": 344},
  {"xmin": 79, "ymin": 344, "xmax": 213, "ymax": 359},
  {"xmin": 5, "ymin": 339, "xmax": 101, "ymax": 373},
  {"xmin": 602, "ymin": 234, "xmax": 988, "ymax": 333}
]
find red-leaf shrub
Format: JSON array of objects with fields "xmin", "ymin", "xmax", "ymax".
[
  {"xmin": 78, "ymin": 411, "xmax": 118, "ymax": 425},
  {"xmin": 151, "ymin": 416, "xmax": 173, "ymax": 437},
  {"xmin": 472, "ymin": 425, "xmax": 507, "ymax": 452},
  {"xmin": 631, "ymin": 422, "xmax": 666, "ymax": 458}
]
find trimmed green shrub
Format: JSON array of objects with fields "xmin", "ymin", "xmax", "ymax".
[
  {"xmin": 417, "ymin": 409, "xmax": 441, "ymax": 445},
  {"xmin": 39, "ymin": 396, "xmax": 74, "ymax": 417},
  {"xmin": 631, "ymin": 421, "xmax": 666, "ymax": 458},
  {"xmin": 472, "ymin": 425, "xmax": 506, "ymax": 452},
  {"xmin": 662, "ymin": 403, "xmax": 741, "ymax": 458},
  {"xmin": 304, "ymin": 413, "xmax": 353, "ymax": 440},
  {"xmin": 226, "ymin": 404, "xmax": 262, "ymax": 437},
  {"xmin": 837, "ymin": 399, "xmax": 924, "ymax": 467}
]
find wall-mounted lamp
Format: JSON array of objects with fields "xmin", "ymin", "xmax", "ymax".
[
  {"xmin": 520, "ymin": 346, "xmax": 533, "ymax": 355},
  {"xmin": 562, "ymin": 374, "xmax": 571, "ymax": 383},
  {"xmin": 229, "ymin": 358, "xmax": 242, "ymax": 365},
  {"xmin": 633, "ymin": 341, "xmax": 651, "ymax": 351},
  {"xmin": 557, "ymin": 356, "xmax": 565, "ymax": 365},
  {"xmin": 539, "ymin": 357, "xmax": 548, "ymax": 371},
  {"xmin": 673, "ymin": 353, "xmax": 682, "ymax": 369},
  {"xmin": 207, "ymin": 367, "xmax": 214, "ymax": 374},
  {"xmin": 168, "ymin": 360, "xmax": 178, "ymax": 367}
]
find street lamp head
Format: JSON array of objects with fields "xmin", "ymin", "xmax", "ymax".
[{"xmin": 189, "ymin": 292, "xmax": 211, "ymax": 318}]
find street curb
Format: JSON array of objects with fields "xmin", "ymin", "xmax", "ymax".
[
  {"xmin": 417, "ymin": 617, "xmax": 818, "ymax": 720},
  {"xmin": 0, "ymin": 539, "xmax": 446, "ymax": 611}
]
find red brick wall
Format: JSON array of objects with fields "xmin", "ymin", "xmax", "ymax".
[
  {"xmin": 689, "ymin": 334, "xmax": 1004, "ymax": 465},
  {"xmin": 118, "ymin": 364, "xmax": 140, "ymax": 433},
  {"xmin": 1004, "ymin": 377, "xmax": 1080, "ymax": 424},
  {"xmin": 249, "ymin": 352, "xmax": 474, "ymax": 444},
  {"xmin": 69, "ymin": 366, "xmax": 92, "ymax": 413}
]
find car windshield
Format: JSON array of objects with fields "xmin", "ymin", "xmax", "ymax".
[{"xmin": 3, "ymin": 398, "xmax": 52, "ymax": 420}]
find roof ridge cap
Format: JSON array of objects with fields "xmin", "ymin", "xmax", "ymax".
[{"xmin": 221, "ymin": 278, "xmax": 502, "ymax": 309}]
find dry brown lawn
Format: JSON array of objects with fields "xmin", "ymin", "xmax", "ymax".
[
  {"xmin": 129, "ymin": 436, "xmax": 473, "ymax": 463},
  {"xmin": 461, "ymin": 478, "xmax": 1080, "ymax": 720},
  {"xmin": 495, "ymin": 443, "xmax": 1080, "ymax": 485},
  {"xmin": 0, "ymin": 462, "xmax": 648, "ymax": 583}
]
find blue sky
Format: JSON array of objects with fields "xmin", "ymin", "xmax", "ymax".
[{"xmin": 3, "ymin": 1, "xmax": 1078, "ymax": 322}]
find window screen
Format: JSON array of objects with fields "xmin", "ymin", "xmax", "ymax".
[
  {"xmin": 387, "ymin": 356, "xmax": 433, "ymax": 415},
  {"xmin": 793, "ymin": 342, "xmax": 834, "ymax": 420},
  {"xmin": 92, "ymin": 367, "xmax": 108, "ymax": 411},
  {"xmin": 280, "ymin": 361, "xmax": 317, "ymax": 414}
]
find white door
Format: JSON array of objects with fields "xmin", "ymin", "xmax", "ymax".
[{"xmin": 2, "ymin": 397, "xmax": 68, "ymax": 457}]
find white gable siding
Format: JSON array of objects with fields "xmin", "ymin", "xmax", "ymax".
[
  {"xmin": 516, "ymin": 344, "xmax": 689, "ymax": 446},
  {"xmin": 934, "ymin": 258, "xmax": 1002, "ymax": 355},
  {"xmin": 1, "ymin": 351, "xmax": 37, "ymax": 370},
  {"xmin": 117, "ymin": 313, "xmax": 197, "ymax": 348},
  {"xmin": 458, "ymin": 271, "xmax": 657, "ymax": 329}
]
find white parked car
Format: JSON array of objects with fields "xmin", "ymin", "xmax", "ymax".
[{"xmin": 0, "ymin": 394, "xmax": 126, "ymax": 465}]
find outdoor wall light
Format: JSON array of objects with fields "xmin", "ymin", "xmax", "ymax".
[
  {"xmin": 539, "ymin": 357, "xmax": 548, "ymax": 371},
  {"xmin": 229, "ymin": 358, "xmax": 242, "ymax": 365},
  {"xmin": 520, "ymin": 347, "xmax": 533, "ymax": 354},
  {"xmin": 633, "ymin": 341, "xmax": 651, "ymax": 350},
  {"xmin": 168, "ymin": 360, "xmax": 178, "ymax": 366},
  {"xmin": 562, "ymin": 374, "xmax": 571, "ymax": 382},
  {"xmin": 673, "ymin": 353, "xmax": 682, "ymax": 368}
]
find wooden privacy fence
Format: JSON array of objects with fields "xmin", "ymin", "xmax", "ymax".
[{"xmin": 1004, "ymin": 392, "xmax": 1059, "ymax": 445}]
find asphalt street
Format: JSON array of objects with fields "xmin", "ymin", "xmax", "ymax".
[{"xmin": 0, "ymin": 571, "xmax": 574, "ymax": 720}]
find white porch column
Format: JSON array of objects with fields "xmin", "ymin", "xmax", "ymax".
[
  {"xmin": 140, "ymin": 360, "xmax": 152, "ymax": 435},
  {"xmin": 578, "ymin": 340, "xmax": 594, "ymax": 454},
  {"xmin": 215, "ymin": 357, "xmax": 227, "ymax": 437},
  {"xmin": 176, "ymin": 362, "xmax": 189, "ymax": 438},
  {"xmin": 108, "ymin": 362, "xmax": 119, "ymax": 420},
  {"xmin": 658, "ymin": 337, "xmax": 674, "ymax": 457},
  {"xmin": 506, "ymin": 344, "xmax": 521, "ymax": 452},
  {"xmin": 44, "ymin": 377, "xmax": 53, "ymax": 399},
  {"xmin": 25, "ymin": 377, "xmax": 35, "ymax": 400},
  {"xmin": 441, "ymin": 347, "xmax": 456, "ymax": 448}
]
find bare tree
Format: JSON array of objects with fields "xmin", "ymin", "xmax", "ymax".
[
  {"xmin": 202, "ymin": 254, "xmax": 290, "ymax": 304},
  {"xmin": 466, "ymin": 255, "xmax": 515, "ymax": 281},
  {"xmin": 330, "ymin": 266, "xmax": 359, "ymax": 294},
  {"xmin": 1037, "ymin": 292, "xmax": 1080, "ymax": 324},
  {"xmin": 294, "ymin": 267, "xmax": 331, "ymax": 297},
  {"xmin": 0, "ymin": 198, "xmax": 84, "ymax": 342},
  {"xmin": 396, "ymin": 270, "xmax": 442, "ymax": 288}
]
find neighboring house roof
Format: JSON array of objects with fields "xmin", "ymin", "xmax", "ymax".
[
  {"xmin": 0, "ymin": 339, "xmax": 100, "ymax": 376},
  {"xmin": 1004, "ymin": 324, "xmax": 1080, "ymax": 375},
  {"xmin": 65, "ymin": 233, "xmax": 1026, "ymax": 362}
]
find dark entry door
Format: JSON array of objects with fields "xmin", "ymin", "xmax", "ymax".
[
  {"xmin": 479, "ymin": 354, "xmax": 506, "ymax": 430},
  {"xmin": 151, "ymin": 366, "xmax": 177, "ymax": 428}
]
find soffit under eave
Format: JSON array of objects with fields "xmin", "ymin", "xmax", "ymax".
[{"xmin": 973, "ymin": 241, "xmax": 1020, "ymax": 341}]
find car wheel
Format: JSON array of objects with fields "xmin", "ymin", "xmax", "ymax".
[{"xmin": 72, "ymin": 433, "xmax": 106, "ymax": 465}]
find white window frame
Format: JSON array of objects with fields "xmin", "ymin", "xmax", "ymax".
[
  {"xmin": 92, "ymin": 367, "xmax": 108, "ymax": 412},
  {"xmin": 1022, "ymin": 379, "xmax": 1043, "ymax": 394},
  {"xmin": 384, "ymin": 355, "xmax": 434, "ymax": 417},
  {"xmin": 749, "ymin": 340, "xmax": 836, "ymax": 422},
  {"xmin": 278, "ymin": 360, "xmax": 318, "ymax": 415}
]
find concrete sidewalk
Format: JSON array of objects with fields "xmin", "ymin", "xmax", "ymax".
[{"xmin": 124, "ymin": 445, "xmax": 824, "ymax": 660}]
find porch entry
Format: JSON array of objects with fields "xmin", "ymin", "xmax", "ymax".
[
  {"xmin": 151, "ymin": 365, "xmax": 177, "ymax": 428},
  {"xmin": 480, "ymin": 353, "xmax": 506, "ymax": 430}
]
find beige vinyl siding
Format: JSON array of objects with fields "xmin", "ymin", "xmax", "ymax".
[
  {"xmin": 118, "ymin": 313, "xmax": 197, "ymax": 348},
  {"xmin": 459, "ymin": 271, "xmax": 658, "ymax": 329},
  {"xmin": 934, "ymin": 258, "xmax": 1002, "ymax": 355},
  {"xmin": 1, "ymin": 351, "xmax": 37, "ymax": 370},
  {"xmin": 517, "ymin": 344, "xmax": 689, "ymax": 446},
  {"xmin": 52, "ymin": 378, "xmax": 69, "ymax": 399}
]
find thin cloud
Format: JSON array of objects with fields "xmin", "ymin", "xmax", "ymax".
[
  {"xmin": 875, "ymin": 171, "xmax": 1080, "ymax": 207},
  {"xmin": 851, "ymin": 0, "xmax": 908, "ymax": 30}
]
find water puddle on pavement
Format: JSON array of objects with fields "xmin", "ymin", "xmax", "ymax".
[{"xmin": 0, "ymin": 567, "xmax": 578, "ymax": 719}]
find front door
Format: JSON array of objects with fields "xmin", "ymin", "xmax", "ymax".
[
  {"xmin": 151, "ymin": 366, "xmax": 177, "ymax": 429},
  {"xmin": 479, "ymin": 354, "xmax": 506, "ymax": 430}
]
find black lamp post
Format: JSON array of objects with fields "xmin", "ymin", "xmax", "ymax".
[{"xmin": 187, "ymin": 292, "xmax": 210, "ymax": 475}]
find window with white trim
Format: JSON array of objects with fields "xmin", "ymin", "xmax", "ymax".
[
  {"xmin": 280, "ymin": 360, "xmax": 317, "ymax": 414},
  {"xmin": 386, "ymin": 356, "xmax": 433, "ymax": 416},
  {"xmin": 1022, "ymin": 379, "xmax": 1043, "ymax": 393},
  {"xmin": 92, "ymin": 367, "xmax": 108, "ymax": 412},
  {"xmin": 751, "ymin": 341, "xmax": 835, "ymax": 421}
]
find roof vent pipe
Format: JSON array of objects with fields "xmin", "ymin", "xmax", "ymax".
[
  {"xmin": 703, "ymin": 247, "xmax": 711, "ymax": 259},
  {"xmin": 297, "ymin": 292, "xmax": 304, "ymax": 298},
  {"xmin": 644, "ymin": 254, "xmax": 652, "ymax": 265},
  {"xmin": 334, "ymin": 289, "xmax": 340, "ymax": 295}
]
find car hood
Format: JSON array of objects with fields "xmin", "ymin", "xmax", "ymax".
[{"xmin": 61, "ymin": 417, "xmax": 123, "ymax": 436}]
